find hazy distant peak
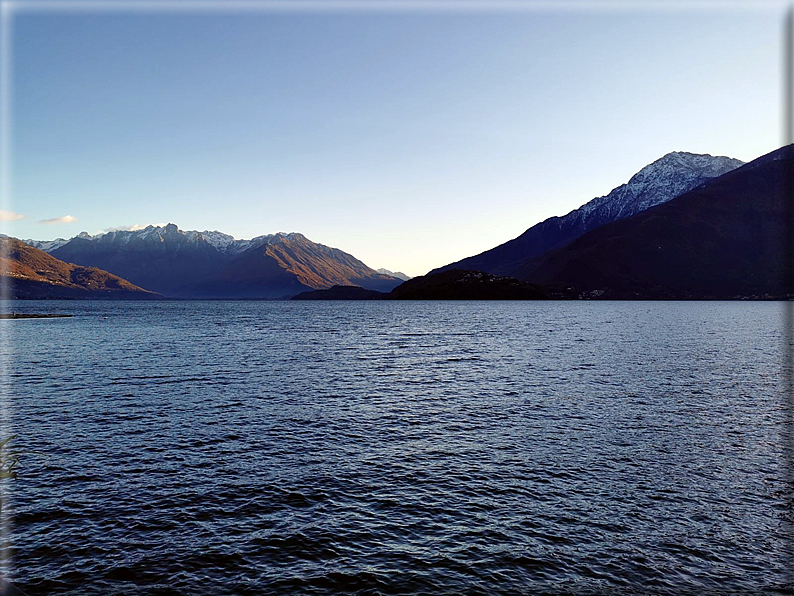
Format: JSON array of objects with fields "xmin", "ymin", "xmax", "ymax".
[
  {"xmin": 22, "ymin": 236, "xmax": 70, "ymax": 252},
  {"xmin": 377, "ymin": 268, "xmax": 411, "ymax": 281}
]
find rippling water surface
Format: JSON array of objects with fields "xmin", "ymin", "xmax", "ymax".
[{"xmin": 4, "ymin": 300, "xmax": 792, "ymax": 594}]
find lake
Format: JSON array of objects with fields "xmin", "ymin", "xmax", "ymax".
[{"xmin": 3, "ymin": 300, "xmax": 792, "ymax": 594}]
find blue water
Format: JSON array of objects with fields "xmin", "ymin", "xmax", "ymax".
[{"xmin": 4, "ymin": 300, "xmax": 792, "ymax": 594}]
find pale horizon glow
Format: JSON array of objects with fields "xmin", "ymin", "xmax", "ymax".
[{"xmin": 5, "ymin": 2, "xmax": 786, "ymax": 276}]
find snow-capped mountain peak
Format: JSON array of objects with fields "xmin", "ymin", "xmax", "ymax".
[
  {"xmin": 195, "ymin": 230, "xmax": 237, "ymax": 250},
  {"xmin": 27, "ymin": 224, "xmax": 317, "ymax": 256},
  {"xmin": 573, "ymin": 151, "xmax": 744, "ymax": 224},
  {"xmin": 22, "ymin": 237, "xmax": 71, "ymax": 252},
  {"xmin": 27, "ymin": 223, "xmax": 404, "ymax": 298},
  {"xmin": 431, "ymin": 149, "xmax": 745, "ymax": 277},
  {"xmin": 377, "ymin": 268, "xmax": 411, "ymax": 281}
]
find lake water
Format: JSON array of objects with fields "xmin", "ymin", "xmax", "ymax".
[{"xmin": 3, "ymin": 300, "xmax": 792, "ymax": 594}]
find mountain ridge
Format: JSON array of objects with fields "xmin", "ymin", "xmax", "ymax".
[
  {"xmin": 513, "ymin": 145, "xmax": 793, "ymax": 298},
  {"xmin": 1, "ymin": 237, "xmax": 160, "ymax": 299},
  {"xmin": 39, "ymin": 224, "xmax": 402, "ymax": 299},
  {"xmin": 430, "ymin": 151, "xmax": 743, "ymax": 277}
]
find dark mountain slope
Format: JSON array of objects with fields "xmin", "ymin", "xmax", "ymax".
[
  {"xmin": 514, "ymin": 145, "xmax": 792, "ymax": 299},
  {"xmin": 191, "ymin": 242, "xmax": 313, "ymax": 299},
  {"xmin": 432, "ymin": 152, "xmax": 743, "ymax": 277},
  {"xmin": 260, "ymin": 234, "xmax": 400, "ymax": 293},
  {"xmin": 292, "ymin": 285, "xmax": 386, "ymax": 300},
  {"xmin": 390, "ymin": 269, "xmax": 546, "ymax": 300},
  {"xmin": 1, "ymin": 238, "xmax": 159, "ymax": 299},
  {"xmin": 192, "ymin": 234, "xmax": 400, "ymax": 298},
  {"xmin": 50, "ymin": 224, "xmax": 228, "ymax": 297},
  {"xmin": 291, "ymin": 269, "xmax": 547, "ymax": 300},
  {"xmin": 49, "ymin": 225, "xmax": 401, "ymax": 298}
]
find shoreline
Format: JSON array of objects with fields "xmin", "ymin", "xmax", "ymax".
[{"xmin": 0, "ymin": 313, "xmax": 73, "ymax": 319}]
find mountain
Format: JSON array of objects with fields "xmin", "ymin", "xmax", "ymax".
[
  {"xmin": 431, "ymin": 151, "xmax": 744, "ymax": 277},
  {"xmin": 514, "ymin": 145, "xmax": 793, "ymax": 299},
  {"xmin": 377, "ymin": 268, "xmax": 411, "ymax": 281},
  {"xmin": 291, "ymin": 270, "xmax": 547, "ymax": 300},
  {"xmin": 1, "ymin": 238, "xmax": 160, "ymax": 299},
  {"xmin": 192, "ymin": 232, "xmax": 401, "ymax": 298},
  {"xmin": 292, "ymin": 285, "xmax": 386, "ymax": 300},
  {"xmin": 23, "ymin": 237, "xmax": 70, "ymax": 252},
  {"xmin": 45, "ymin": 224, "xmax": 401, "ymax": 299},
  {"xmin": 390, "ymin": 269, "xmax": 546, "ymax": 300}
]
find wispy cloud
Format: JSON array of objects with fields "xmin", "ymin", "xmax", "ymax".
[
  {"xmin": 0, "ymin": 211, "xmax": 24, "ymax": 222},
  {"xmin": 39, "ymin": 215, "xmax": 77, "ymax": 225},
  {"xmin": 97, "ymin": 222, "xmax": 166, "ymax": 233}
]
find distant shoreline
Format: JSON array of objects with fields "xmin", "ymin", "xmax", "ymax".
[
  {"xmin": 0, "ymin": 313, "xmax": 73, "ymax": 319},
  {"xmin": 4, "ymin": 296, "xmax": 793, "ymax": 302}
]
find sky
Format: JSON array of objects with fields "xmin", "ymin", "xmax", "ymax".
[{"xmin": 3, "ymin": 1, "xmax": 786, "ymax": 276}]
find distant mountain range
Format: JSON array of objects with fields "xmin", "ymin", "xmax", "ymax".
[
  {"xmin": 432, "ymin": 151, "xmax": 744, "ymax": 277},
  {"xmin": 17, "ymin": 146, "xmax": 791, "ymax": 301},
  {"xmin": 376, "ymin": 268, "xmax": 411, "ymax": 281},
  {"xmin": 294, "ymin": 145, "xmax": 792, "ymax": 300},
  {"xmin": 27, "ymin": 225, "xmax": 402, "ymax": 299},
  {"xmin": 1, "ymin": 237, "xmax": 159, "ymax": 299}
]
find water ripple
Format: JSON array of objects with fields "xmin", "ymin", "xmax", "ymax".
[{"xmin": 5, "ymin": 300, "xmax": 792, "ymax": 595}]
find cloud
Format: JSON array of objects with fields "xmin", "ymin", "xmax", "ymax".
[
  {"xmin": 39, "ymin": 215, "xmax": 77, "ymax": 225},
  {"xmin": 0, "ymin": 211, "xmax": 24, "ymax": 222},
  {"xmin": 97, "ymin": 223, "xmax": 167, "ymax": 233}
]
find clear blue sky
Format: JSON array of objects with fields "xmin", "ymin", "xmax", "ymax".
[{"xmin": 5, "ymin": 2, "xmax": 785, "ymax": 276}]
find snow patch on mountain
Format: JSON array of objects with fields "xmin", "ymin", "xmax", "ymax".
[
  {"xmin": 195, "ymin": 230, "xmax": 238, "ymax": 251},
  {"xmin": 377, "ymin": 268, "xmax": 411, "ymax": 281},
  {"xmin": 429, "ymin": 149, "xmax": 746, "ymax": 278},
  {"xmin": 564, "ymin": 152, "xmax": 744, "ymax": 228},
  {"xmin": 23, "ymin": 237, "xmax": 71, "ymax": 252},
  {"xmin": 28, "ymin": 224, "xmax": 312, "ymax": 255}
]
